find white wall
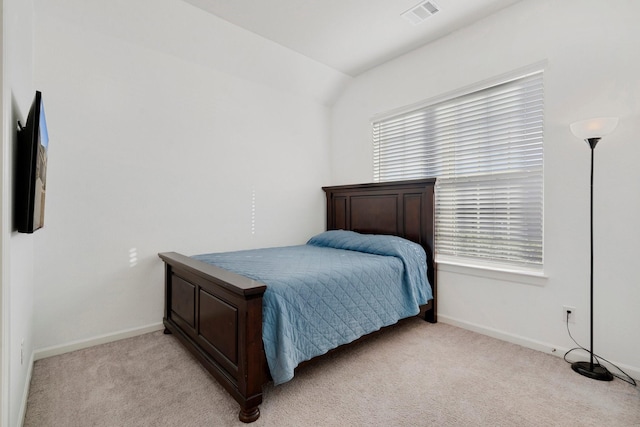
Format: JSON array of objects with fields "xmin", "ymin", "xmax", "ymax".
[
  {"xmin": 31, "ymin": 0, "xmax": 349, "ymax": 351},
  {"xmin": 2, "ymin": 0, "xmax": 37, "ymax": 425},
  {"xmin": 331, "ymin": 0, "xmax": 640, "ymax": 376}
]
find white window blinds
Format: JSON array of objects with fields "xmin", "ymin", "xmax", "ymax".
[{"xmin": 373, "ymin": 71, "xmax": 544, "ymax": 269}]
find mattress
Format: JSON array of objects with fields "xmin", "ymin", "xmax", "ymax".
[{"xmin": 193, "ymin": 230, "xmax": 432, "ymax": 385}]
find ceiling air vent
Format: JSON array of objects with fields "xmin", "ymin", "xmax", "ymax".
[{"xmin": 401, "ymin": 1, "xmax": 440, "ymax": 25}]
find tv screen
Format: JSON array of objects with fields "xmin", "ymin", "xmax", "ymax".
[{"xmin": 15, "ymin": 91, "xmax": 49, "ymax": 233}]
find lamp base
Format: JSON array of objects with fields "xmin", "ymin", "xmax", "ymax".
[{"xmin": 571, "ymin": 361, "xmax": 614, "ymax": 381}]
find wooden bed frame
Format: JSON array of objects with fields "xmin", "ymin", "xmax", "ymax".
[{"xmin": 158, "ymin": 178, "xmax": 437, "ymax": 423}]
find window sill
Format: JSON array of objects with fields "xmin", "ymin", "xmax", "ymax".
[{"xmin": 436, "ymin": 257, "xmax": 548, "ymax": 287}]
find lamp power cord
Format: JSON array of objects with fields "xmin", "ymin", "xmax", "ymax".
[{"xmin": 563, "ymin": 311, "xmax": 637, "ymax": 386}]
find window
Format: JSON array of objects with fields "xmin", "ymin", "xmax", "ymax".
[{"xmin": 373, "ymin": 71, "xmax": 544, "ymax": 271}]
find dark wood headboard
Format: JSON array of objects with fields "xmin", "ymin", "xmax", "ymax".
[{"xmin": 322, "ymin": 178, "xmax": 437, "ymax": 320}]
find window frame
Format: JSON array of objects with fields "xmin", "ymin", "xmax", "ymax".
[{"xmin": 372, "ymin": 65, "xmax": 545, "ymax": 274}]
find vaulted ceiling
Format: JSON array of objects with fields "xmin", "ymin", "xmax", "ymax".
[{"xmin": 181, "ymin": 0, "xmax": 522, "ymax": 76}]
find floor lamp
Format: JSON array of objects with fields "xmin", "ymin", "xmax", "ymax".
[{"xmin": 569, "ymin": 117, "xmax": 618, "ymax": 381}]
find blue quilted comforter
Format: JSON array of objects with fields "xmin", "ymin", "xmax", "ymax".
[{"xmin": 193, "ymin": 230, "xmax": 432, "ymax": 385}]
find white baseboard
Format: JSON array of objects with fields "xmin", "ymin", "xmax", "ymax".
[
  {"xmin": 33, "ymin": 322, "xmax": 164, "ymax": 361},
  {"xmin": 19, "ymin": 351, "xmax": 35, "ymax": 427},
  {"xmin": 438, "ymin": 314, "xmax": 640, "ymax": 381}
]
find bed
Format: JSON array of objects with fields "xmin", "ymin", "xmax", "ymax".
[{"xmin": 158, "ymin": 178, "xmax": 437, "ymax": 422}]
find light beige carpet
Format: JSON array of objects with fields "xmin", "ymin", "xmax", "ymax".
[{"xmin": 24, "ymin": 319, "xmax": 640, "ymax": 426}]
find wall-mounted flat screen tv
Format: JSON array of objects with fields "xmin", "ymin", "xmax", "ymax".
[{"xmin": 15, "ymin": 90, "xmax": 49, "ymax": 233}]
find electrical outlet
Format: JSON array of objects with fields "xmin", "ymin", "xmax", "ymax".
[{"xmin": 563, "ymin": 306, "xmax": 576, "ymax": 324}]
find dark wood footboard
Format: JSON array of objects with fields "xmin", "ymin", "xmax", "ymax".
[{"xmin": 159, "ymin": 252, "xmax": 267, "ymax": 422}]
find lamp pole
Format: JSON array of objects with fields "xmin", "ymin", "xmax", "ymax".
[{"xmin": 588, "ymin": 139, "xmax": 597, "ymax": 372}]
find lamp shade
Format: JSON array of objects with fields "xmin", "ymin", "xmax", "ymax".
[{"xmin": 570, "ymin": 117, "xmax": 619, "ymax": 139}]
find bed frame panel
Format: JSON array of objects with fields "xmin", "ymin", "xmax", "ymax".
[{"xmin": 159, "ymin": 178, "xmax": 437, "ymax": 422}]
